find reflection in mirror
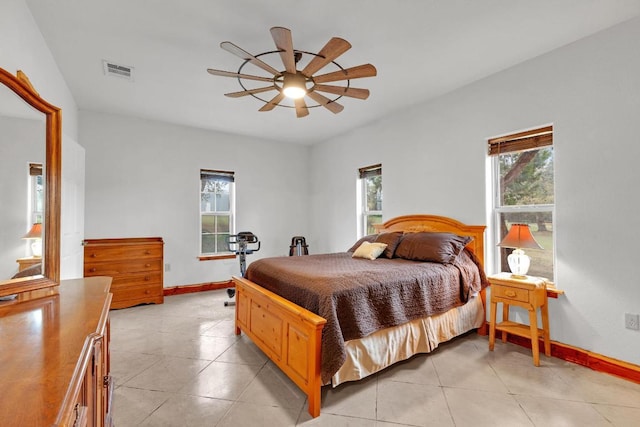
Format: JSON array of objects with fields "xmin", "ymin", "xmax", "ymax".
[
  {"xmin": 0, "ymin": 87, "xmax": 45, "ymax": 281},
  {"xmin": 0, "ymin": 68, "xmax": 61, "ymax": 300}
]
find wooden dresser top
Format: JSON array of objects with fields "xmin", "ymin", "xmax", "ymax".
[{"xmin": 0, "ymin": 276, "xmax": 112, "ymax": 426}]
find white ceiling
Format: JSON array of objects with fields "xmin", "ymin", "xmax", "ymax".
[{"xmin": 25, "ymin": 0, "xmax": 640, "ymax": 145}]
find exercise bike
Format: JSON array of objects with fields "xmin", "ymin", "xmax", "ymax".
[{"xmin": 224, "ymin": 231, "xmax": 260, "ymax": 307}]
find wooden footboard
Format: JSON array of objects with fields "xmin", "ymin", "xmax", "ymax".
[{"xmin": 232, "ymin": 275, "xmax": 326, "ymax": 418}]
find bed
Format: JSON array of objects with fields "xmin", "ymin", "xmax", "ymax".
[{"xmin": 232, "ymin": 214, "xmax": 487, "ymax": 417}]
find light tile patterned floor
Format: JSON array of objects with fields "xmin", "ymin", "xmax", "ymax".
[{"xmin": 110, "ymin": 291, "xmax": 640, "ymax": 426}]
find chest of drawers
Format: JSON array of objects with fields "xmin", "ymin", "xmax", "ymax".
[{"xmin": 84, "ymin": 237, "xmax": 164, "ymax": 309}]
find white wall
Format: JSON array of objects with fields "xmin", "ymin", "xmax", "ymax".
[
  {"xmin": 1, "ymin": 0, "xmax": 84, "ymax": 279},
  {"xmin": 1, "ymin": 0, "xmax": 78, "ymax": 141},
  {"xmin": 310, "ymin": 17, "xmax": 640, "ymax": 365},
  {"xmin": 80, "ymin": 111, "xmax": 310, "ymax": 286}
]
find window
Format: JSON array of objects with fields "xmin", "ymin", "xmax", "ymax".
[
  {"xmin": 200, "ymin": 169, "xmax": 235, "ymax": 257},
  {"xmin": 489, "ymin": 126, "xmax": 555, "ymax": 281},
  {"xmin": 29, "ymin": 163, "xmax": 43, "ymax": 224},
  {"xmin": 359, "ymin": 164, "xmax": 382, "ymax": 236}
]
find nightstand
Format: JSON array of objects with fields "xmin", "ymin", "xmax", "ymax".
[
  {"xmin": 16, "ymin": 256, "xmax": 42, "ymax": 272},
  {"xmin": 488, "ymin": 272, "xmax": 550, "ymax": 366}
]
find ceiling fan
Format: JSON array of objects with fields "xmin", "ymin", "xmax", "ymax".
[{"xmin": 207, "ymin": 27, "xmax": 377, "ymax": 118}]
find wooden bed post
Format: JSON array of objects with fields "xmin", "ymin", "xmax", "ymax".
[
  {"xmin": 477, "ymin": 288, "xmax": 489, "ymax": 335},
  {"xmin": 306, "ymin": 317, "xmax": 323, "ymax": 417}
]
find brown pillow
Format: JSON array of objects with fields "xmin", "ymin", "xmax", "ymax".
[
  {"xmin": 394, "ymin": 232, "xmax": 472, "ymax": 264},
  {"xmin": 11, "ymin": 262, "xmax": 42, "ymax": 279},
  {"xmin": 347, "ymin": 234, "xmax": 376, "ymax": 252},
  {"xmin": 374, "ymin": 231, "xmax": 403, "ymax": 259}
]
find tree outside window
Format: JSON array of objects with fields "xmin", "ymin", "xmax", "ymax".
[
  {"xmin": 490, "ymin": 127, "xmax": 555, "ymax": 280},
  {"xmin": 359, "ymin": 164, "xmax": 382, "ymax": 236}
]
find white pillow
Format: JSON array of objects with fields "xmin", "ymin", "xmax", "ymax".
[{"xmin": 351, "ymin": 241, "xmax": 388, "ymax": 260}]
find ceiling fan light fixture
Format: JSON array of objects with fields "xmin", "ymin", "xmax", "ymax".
[
  {"xmin": 282, "ymin": 72, "xmax": 307, "ymax": 99},
  {"xmin": 208, "ymin": 27, "xmax": 377, "ymax": 117},
  {"xmin": 283, "ymin": 85, "xmax": 306, "ymax": 99}
]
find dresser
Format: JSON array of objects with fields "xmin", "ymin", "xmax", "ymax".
[
  {"xmin": 83, "ymin": 237, "xmax": 164, "ymax": 309},
  {"xmin": 0, "ymin": 277, "xmax": 113, "ymax": 427}
]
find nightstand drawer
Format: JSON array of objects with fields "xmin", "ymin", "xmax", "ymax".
[{"xmin": 492, "ymin": 285, "xmax": 529, "ymax": 303}]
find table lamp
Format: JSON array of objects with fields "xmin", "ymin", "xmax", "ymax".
[
  {"xmin": 23, "ymin": 222, "xmax": 43, "ymax": 257},
  {"xmin": 498, "ymin": 223, "xmax": 542, "ymax": 279}
]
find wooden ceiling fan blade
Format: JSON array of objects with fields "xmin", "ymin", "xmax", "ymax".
[
  {"xmin": 225, "ymin": 86, "xmax": 277, "ymax": 98},
  {"xmin": 314, "ymin": 84, "xmax": 370, "ymax": 100},
  {"xmin": 259, "ymin": 93, "xmax": 285, "ymax": 112},
  {"xmin": 301, "ymin": 37, "xmax": 351, "ymax": 77},
  {"xmin": 294, "ymin": 97, "xmax": 309, "ymax": 118},
  {"xmin": 312, "ymin": 64, "xmax": 377, "ymax": 84},
  {"xmin": 270, "ymin": 27, "xmax": 297, "ymax": 74},
  {"xmin": 220, "ymin": 42, "xmax": 281, "ymax": 76},
  {"xmin": 207, "ymin": 68, "xmax": 274, "ymax": 83},
  {"xmin": 307, "ymin": 91, "xmax": 344, "ymax": 114}
]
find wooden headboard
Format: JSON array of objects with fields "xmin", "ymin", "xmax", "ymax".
[{"xmin": 374, "ymin": 214, "xmax": 486, "ymax": 268}]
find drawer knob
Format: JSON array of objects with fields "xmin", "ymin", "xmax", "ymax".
[
  {"xmin": 90, "ymin": 268, "xmax": 97, "ymax": 273},
  {"xmin": 145, "ymin": 263, "xmax": 151, "ymax": 267},
  {"xmin": 144, "ymin": 250, "xmax": 151, "ymax": 255},
  {"xmin": 90, "ymin": 253, "xmax": 97, "ymax": 258},
  {"xmin": 505, "ymin": 290, "xmax": 517, "ymax": 297},
  {"xmin": 144, "ymin": 276, "xmax": 150, "ymax": 281}
]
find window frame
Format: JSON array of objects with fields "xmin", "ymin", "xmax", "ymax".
[
  {"xmin": 358, "ymin": 164, "xmax": 382, "ymax": 237},
  {"xmin": 488, "ymin": 126, "xmax": 555, "ymax": 281},
  {"xmin": 29, "ymin": 163, "xmax": 44, "ymax": 225},
  {"xmin": 198, "ymin": 169, "xmax": 236, "ymax": 260}
]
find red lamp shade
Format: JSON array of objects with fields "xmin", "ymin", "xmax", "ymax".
[
  {"xmin": 498, "ymin": 224, "xmax": 542, "ymax": 250},
  {"xmin": 22, "ymin": 223, "xmax": 43, "ymax": 257},
  {"xmin": 23, "ymin": 223, "xmax": 42, "ymax": 239}
]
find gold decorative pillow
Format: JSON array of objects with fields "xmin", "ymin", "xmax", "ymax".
[{"xmin": 351, "ymin": 241, "xmax": 388, "ymax": 260}]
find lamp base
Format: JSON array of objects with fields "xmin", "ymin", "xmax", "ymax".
[
  {"xmin": 509, "ymin": 273, "xmax": 528, "ymax": 280},
  {"xmin": 507, "ymin": 249, "xmax": 530, "ymax": 277},
  {"xmin": 31, "ymin": 239, "xmax": 42, "ymax": 257}
]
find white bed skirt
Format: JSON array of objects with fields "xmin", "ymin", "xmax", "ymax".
[{"xmin": 330, "ymin": 295, "xmax": 485, "ymax": 386}]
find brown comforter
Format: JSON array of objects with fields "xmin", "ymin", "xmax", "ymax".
[{"xmin": 245, "ymin": 250, "xmax": 487, "ymax": 384}]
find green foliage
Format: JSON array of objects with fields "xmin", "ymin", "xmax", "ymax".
[
  {"xmin": 365, "ymin": 175, "xmax": 382, "ymax": 211},
  {"xmin": 366, "ymin": 214, "xmax": 382, "ymax": 235},
  {"xmin": 500, "ymin": 147, "xmax": 553, "ymax": 206}
]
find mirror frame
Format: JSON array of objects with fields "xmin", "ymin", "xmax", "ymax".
[{"xmin": 0, "ymin": 68, "xmax": 61, "ymax": 296}]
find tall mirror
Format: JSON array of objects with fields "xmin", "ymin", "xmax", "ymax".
[{"xmin": 0, "ymin": 68, "xmax": 61, "ymax": 298}]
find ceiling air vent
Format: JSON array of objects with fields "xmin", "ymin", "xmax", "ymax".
[{"xmin": 103, "ymin": 60, "xmax": 134, "ymax": 81}]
